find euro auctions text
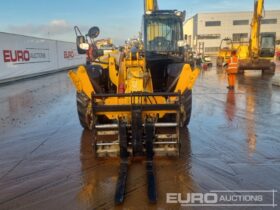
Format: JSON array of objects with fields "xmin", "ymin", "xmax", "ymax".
[{"xmin": 166, "ymin": 190, "xmax": 277, "ymax": 207}]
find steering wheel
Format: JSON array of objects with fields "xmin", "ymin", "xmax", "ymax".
[{"xmin": 150, "ymin": 37, "xmax": 171, "ymax": 49}]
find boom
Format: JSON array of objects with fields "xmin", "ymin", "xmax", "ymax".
[
  {"xmin": 144, "ymin": 0, "xmax": 158, "ymax": 12},
  {"xmin": 250, "ymin": 0, "xmax": 264, "ymax": 58}
]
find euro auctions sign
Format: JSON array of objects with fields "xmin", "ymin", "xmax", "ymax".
[
  {"xmin": 3, "ymin": 50, "xmax": 30, "ymax": 62},
  {"xmin": 0, "ymin": 32, "xmax": 86, "ymax": 82},
  {"xmin": 2, "ymin": 48, "xmax": 50, "ymax": 64},
  {"xmin": 166, "ymin": 190, "xmax": 277, "ymax": 208}
]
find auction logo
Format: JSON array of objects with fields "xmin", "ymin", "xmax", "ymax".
[
  {"xmin": 2, "ymin": 48, "xmax": 49, "ymax": 64},
  {"xmin": 64, "ymin": 51, "xmax": 75, "ymax": 59},
  {"xmin": 166, "ymin": 190, "xmax": 277, "ymax": 207},
  {"xmin": 3, "ymin": 50, "xmax": 30, "ymax": 62}
]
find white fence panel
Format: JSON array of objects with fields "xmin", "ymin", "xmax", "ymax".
[
  {"xmin": 56, "ymin": 41, "xmax": 85, "ymax": 69},
  {"xmin": 0, "ymin": 32, "xmax": 85, "ymax": 82}
]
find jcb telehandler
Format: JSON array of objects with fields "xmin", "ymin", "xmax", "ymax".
[{"xmin": 69, "ymin": 0, "xmax": 199, "ymax": 204}]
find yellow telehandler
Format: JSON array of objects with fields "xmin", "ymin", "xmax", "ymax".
[{"xmin": 69, "ymin": 0, "xmax": 199, "ymax": 204}]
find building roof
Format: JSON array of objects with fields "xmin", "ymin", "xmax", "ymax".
[
  {"xmin": 184, "ymin": 10, "xmax": 280, "ymax": 24},
  {"xmin": 194, "ymin": 9, "xmax": 280, "ymax": 15}
]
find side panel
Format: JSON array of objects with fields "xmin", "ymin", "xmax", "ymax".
[
  {"xmin": 0, "ymin": 32, "xmax": 86, "ymax": 82},
  {"xmin": 57, "ymin": 41, "xmax": 86, "ymax": 69}
]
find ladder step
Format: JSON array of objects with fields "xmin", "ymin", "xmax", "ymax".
[
  {"xmin": 96, "ymin": 124, "xmax": 118, "ymax": 129},
  {"xmin": 97, "ymin": 130, "xmax": 118, "ymax": 135},
  {"xmin": 95, "ymin": 123, "xmax": 178, "ymax": 129},
  {"xmin": 96, "ymin": 141, "xmax": 178, "ymax": 146},
  {"xmin": 155, "ymin": 134, "xmax": 178, "ymax": 139}
]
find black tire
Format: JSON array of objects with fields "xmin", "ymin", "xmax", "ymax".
[
  {"xmin": 180, "ymin": 90, "xmax": 192, "ymax": 128},
  {"xmin": 76, "ymin": 92, "xmax": 94, "ymax": 130}
]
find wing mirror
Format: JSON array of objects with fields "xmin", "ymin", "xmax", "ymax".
[
  {"xmin": 87, "ymin": 26, "xmax": 100, "ymax": 39},
  {"xmin": 79, "ymin": 43, "xmax": 89, "ymax": 50},
  {"xmin": 74, "ymin": 26, "xmax": 101, "ymax": 54},
  {"xmin": 76, "ymin": 35, "xmax": 87, "ymax": 54}
]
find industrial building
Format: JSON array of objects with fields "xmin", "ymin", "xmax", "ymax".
[{"xmin": 184, "ymin": 10, "xmax": 280, "ymax": 55}]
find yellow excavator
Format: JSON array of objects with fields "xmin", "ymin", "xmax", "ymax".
[
  {"xmin": 238, "ymin": 0, "xmax": 276, "ymax": 74},
  {"xmin": 69, "ymin": 0, "xmax": 199, "ymax": 204}
]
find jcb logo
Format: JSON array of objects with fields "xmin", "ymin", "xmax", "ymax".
[{"xmin": 3, "ymin": 50, "xmax": 30, "ymax": 62}]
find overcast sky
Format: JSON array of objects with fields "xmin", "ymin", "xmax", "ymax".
[{"xmin": 0, "ymin": 0, "xmax": 279, "ymax": 44}]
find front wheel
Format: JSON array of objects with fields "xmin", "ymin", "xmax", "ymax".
[
  {"xmin": 76, "ymin": 92, "xmax": 94, "ymax": 130},
  {"xmin": 180, "ymin": 90, "xmax": 192, "ymax": 128}
]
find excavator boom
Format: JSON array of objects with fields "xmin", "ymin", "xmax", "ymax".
[
  {"xmin": 250, "ymin": 0, "xmax": 264, "ymax": 57},
  {"xmin": 144, "ymin": 0, "xmax": 158, "ymax": 12}
]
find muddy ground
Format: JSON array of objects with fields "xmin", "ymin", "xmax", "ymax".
[{"xmin": 0, "ymin": 64, "xmax": 280, "ymax": 210}]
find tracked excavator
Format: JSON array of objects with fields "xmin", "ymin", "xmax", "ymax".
[
  {"xmin": 238, "ymin": 0, "xmax": 276, "ymax": 74},
  {"xmin": 69, "ymin": 0, "xmax": 199, "ymax": 204}
]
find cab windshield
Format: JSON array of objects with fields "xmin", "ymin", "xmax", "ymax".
[
  {"xmin": 145, "ymin": 18, "xmax": 182, "ymax": 52},
  {"xmin": 260, "ymin": 35, "xmax": 275, "ymax": 57}
]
